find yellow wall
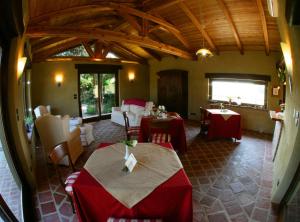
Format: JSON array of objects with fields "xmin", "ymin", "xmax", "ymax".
[
  {"xmin": 271, "ymin": 0, "xmax": 300, "ymax": 203},
  {"xmin": 7, "ymin": 37, "xmax": 35, "ymax": 187},
  {"xmin": 149, "ymin": 52, "xmax": 281, "ymax": 134},
  {"xmin": 31, "ymin": 61, "xmax": 149, "ymax": 116}
]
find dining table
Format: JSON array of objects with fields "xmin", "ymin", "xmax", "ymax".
[
  {"xmin": 206, "ymin": 109, "xmax": 242, "ymax": 140},
  {"xmin": 72, "ymin": 142, "xmax": 192, "ymax": 222},
  {"xmin": 138, "ymin": 113, "xmax": 187, "ymax": 153}
]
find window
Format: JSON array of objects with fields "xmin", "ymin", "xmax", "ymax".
[
  {"xmin": 206, "ymin": 73, "xmax": 270, "ymax": 108},
  {"xmin": 53, "ymin": 44, "xmax": 89, "ymax": 57}
]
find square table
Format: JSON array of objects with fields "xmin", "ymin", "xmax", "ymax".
[
  {"xmin": 206, "ymin": 109, "xmax": 242, "ymax": 140},
  {"xmin": 138, "ymin": 114, "xmax": 187, "ymax": 153},
  {"xmin": 72, "ymin": 143, "xmax": 192, "ymax": 222}
]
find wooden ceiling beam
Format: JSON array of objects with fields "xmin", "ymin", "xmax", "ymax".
[
  {"xmin": 32, "ymin": 38, "xmax": 83, "ymax": 61},
  {"xmin": 118, "ymin": 11, "xmax": 142, "ymax": 33},
  {"xmin": 141, "ymin": 47, "xmax": 162, "ymax": 61},
  {"xmin": 107, "ymin": 2, "xmax": 180, "ymax": 34},
  {"xmin": 256, "ymin": 0, "xmax": 270, "ymax": 55},
  {"xmin": 34, "ymin": 57, "xmax": 141, "ymax": 64},
  {"xmin": 147, "ymin": 0, "xmax": 184, "ymax": 13},
  {"xmin": 32, "ymin": 37, "xmax": 78, "ymax": 54},
  {"xmin": 82, "ymin": 42, "xmax": 95, "ymax": 57},
  {"xmin": 178, "ymin": 2, "xmax": 218, "ymax": 53},
  {"xmin": 111, "ymin": 43, "xmax": 145, "ymax": 60},
  {"xmin": 216, "ymin": 0, "xmax": 243, "ymax": 54},
  {"xmin": 30, "ymin": 5, "xmax": 112, "ymax": 24},
  {"xmin": 26, "ymin": 26, "xmax": 194, "ymax": 59}
]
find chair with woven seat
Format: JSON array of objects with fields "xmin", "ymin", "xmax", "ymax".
[
  {"xmin": 48, "ymin": 141, "xmax": 80, "ymax": 213},
  {"xmin": 200, "ymin": 107, "xmax": 210, "ymax": 135},
  {"xmin": 149, "ymin": 119, "xmax": 172, "ymax": 143},
  {"xmin": 123, "ymin": 111, "xmax": 140, "ymax": 140}
]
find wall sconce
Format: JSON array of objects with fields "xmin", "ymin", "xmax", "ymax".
[
  {"xmin": 55, "ymin": 73, "xmax": 63, "ymax": 87},
  {"xmin": 280, "ymin": 42, "xmax": 293, "ymax": 75},
  {"xmin": 17, "ymin": 57, "xmax": 27, "ymax": 77},
  {"xmin": 128, "ymin": 72, "xmax": 135, "ymax": 83}
]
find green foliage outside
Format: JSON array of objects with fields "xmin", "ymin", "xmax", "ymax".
[{"xmin": 80, "ymin": 73, "xmax": 116, "ymax": 116}]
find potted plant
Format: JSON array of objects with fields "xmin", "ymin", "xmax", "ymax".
[{"xmin": 24, "ymin": 116, "xmax": 33, "ymax": 132}]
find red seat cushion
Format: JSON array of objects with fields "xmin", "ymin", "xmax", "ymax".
[
  {"xmin": 65, "ymin": 171, "xmax": 80, "ymax": 195},
  {"xmin": 151, "ymin": 133, "xmax": 171, "ymax": 143},
  {"xmin": 107, "ymin": 218, "xmax": 162, "ymax": 222}
]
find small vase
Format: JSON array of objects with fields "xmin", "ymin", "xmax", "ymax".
[{"xmin": 124, "ymin": 145, "xmax": 129, "ymax": 160}]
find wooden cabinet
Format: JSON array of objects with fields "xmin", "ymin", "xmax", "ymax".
[{"xmin": 157, "ymin": 70, "xmax": 188, "ymax": 118}]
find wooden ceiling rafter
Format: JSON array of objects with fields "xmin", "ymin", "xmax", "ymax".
[
  {"xmin": 256, "ymin": 0, "xmax": 270, "ymax": 55},
  {"xmin": 26, "ymin": 25, "xmax": 194, "ymax": 59},
  {"xmin": 147, "ymin": 0, "xmax": 184, "ymax": 13},
  {"xmin": 118, "ymin": 11, "xmax": 142, "ymax": 33},
  {"xmin": 178, "ymin": 1, "xmax": 218, "ymax": 53},
  {"xmin": 216, "ymin": 0, "xmax": 243, "ymax": 54},
  {"xmin": 141, "ymin": 47, "xmax": 162, "ymax": 61},
  {"xmin": 32, "ymin": 37, "xmax": 79, "ymax": 55},
  {"xmin": 111, "ymin": 42, "xmax": 148, "ymax": 62},
  {"xmin": 107, "ymin": 2, "xmax": 180, "ymax": 34},
  {"xmin": 82, "ymin": 41, "xmax": 95, "ymax": 57},
  {"xmin": 30, "ymin": 5, "xmax": 113, "ymax": 25},
  {"xmin": 32, "ymin": 38, "xmax": 84, "ymax": 62}
]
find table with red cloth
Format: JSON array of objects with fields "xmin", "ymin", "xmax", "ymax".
[
  {"xmin": 72, "ymin": 143, "xmax": 192, "ymax": 222},
  {"xmin": 206, "ymin": 109, "xmax": 242, "ymax": 140},
  {"xmin": 138, "ymin": 114, "xmax": 187, "ymax": 153}
]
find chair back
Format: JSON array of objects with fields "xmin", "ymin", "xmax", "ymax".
[
  {"xmin": 35, "ymin": 115, "xmax": 66, "ymax": 153},
  {"xmin": 123, "ymin": 111, "xmax": 130, "ymax": 130},
  {"xmin": 149, "ymin": 119, "xmax": 171, "ymax": 132},
  {"xmin": 149, "ymin": 119, "xmax": 172, "ymax": 143},
  {"xmin": 34, "ymin": 105, "xmax": 51, "ymax": 118},
  {"xmin": 48, "ymin": 141, "xmax": 75, "ymax": 187},
  {"xmin": 200, "ymin": 107, "xmax": 208, "ymax": 123}
]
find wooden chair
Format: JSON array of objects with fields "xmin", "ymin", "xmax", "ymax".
[
  {"xmin": 48, "ymin": 141, "xmax": 80, "ymax": 213},
  {"xmin": 123, "ymin": 112, "xmax": 140, "ymax": 140},
  {"xmin": 200, "ymin": 107, "xmax": 210, "ymax": 135},
  {"xmin": 149, "ymin": 119, "xmax": 172, "ymax": 143}
]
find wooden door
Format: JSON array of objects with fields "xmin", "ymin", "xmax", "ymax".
[{"xmin": 157, "ymin": 70, "xmax": 188, "ymax": 118}]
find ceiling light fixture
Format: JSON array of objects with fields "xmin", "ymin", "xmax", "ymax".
[{"xmin": 196, "ymin": 5, "xmax": 213, "ymax": 58}]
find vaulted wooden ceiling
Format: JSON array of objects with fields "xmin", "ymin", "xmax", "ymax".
[{"xmin": 26, "ymin": 0, "xmax": 281, "ymax": 63}]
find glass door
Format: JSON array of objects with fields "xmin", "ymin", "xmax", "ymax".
[
  {"xmin": 100, "ymin": 74, "xmax": 116, "ymax": 116},
  {"xmin": 80, "ymin": 73, "xmax": 100, "ymax": 120},
  {"xmin": 79, "ymin": 73, "xmax": 117, "ymax": 121}
]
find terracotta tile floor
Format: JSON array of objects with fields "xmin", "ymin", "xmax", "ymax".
[{"xmin": 34, "ymin": 120, "xmax": 279, "ymax": 222}]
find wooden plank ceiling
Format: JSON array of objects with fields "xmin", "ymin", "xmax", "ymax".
[{"xmin": 26, "ymin": 0, "xmax": 281, "ymax": 63}]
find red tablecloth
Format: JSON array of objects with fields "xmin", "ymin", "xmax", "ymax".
[
  {"xmin": 138, "ymin": 116, "xmax": 187, "ymax": 153},
  {"xmin": 206, "ymin": 110, "xmax": 242, "ymax": 140},
  {"xmin": 72, "ymin": 143, "xmax": 192, "ymax": 222}
]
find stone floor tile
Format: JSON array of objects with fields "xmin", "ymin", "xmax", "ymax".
[
  {"xmin": 40, "ymin": 201, "xmax": 56, "ymax": 215},
  {"xmin": 31, "ymin": 120, "xmax": 279, "ymax": 222},
  {"xmin": 207, "ymin": 212, "xmax": 229, "ymax": 222},
  {"xmin": 252, "ymin": 208, "xmax": 269, "ymax": 222}
]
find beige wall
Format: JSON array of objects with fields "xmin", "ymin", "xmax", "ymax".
[
  {"xmin": 31, "ymin": 61, "xmax": 149, "ymax": 116},
  {"xmin": 271, "ymin": 0, "xmax": 300, "ymax": 203},
  {"xmin": 7, "ymin": 37, "xmax": 35, "ymax": 187},
  {"xmin": 149, "ymin": 52, "xmax": 281, "ymax": 134}
]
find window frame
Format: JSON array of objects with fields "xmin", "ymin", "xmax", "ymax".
[{"xmin": 206, "ymin": 73, "xmax": 270, "ymax": 109}]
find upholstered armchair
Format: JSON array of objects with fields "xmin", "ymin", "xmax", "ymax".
[
  {"xmin": 35, "ymin": 115, "xmax": 84, "ymax": 165},
  {"xmin": 34, "ymin": 105, "xmax": 52, "ymax": 118},
  {"xmin": 111, "ymin": 99, "xmax": 154, "ymax": 126}
]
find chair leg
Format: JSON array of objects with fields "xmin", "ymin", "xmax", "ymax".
[{"xmin": 68, "ymin": 195, "xmax": 76, "ymax": 213}]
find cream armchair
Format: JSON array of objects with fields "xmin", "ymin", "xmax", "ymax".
[
  {"xmin": 35, "ymin": 115, "xmax": 84, "ymax": 165},
  {"xmin": 34, "ymin": 105, "xmax": 52, "ymax": 118}
]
